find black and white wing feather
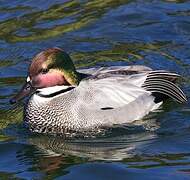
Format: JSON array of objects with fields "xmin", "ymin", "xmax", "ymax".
[{"xmin": 142, "ymin": 71, "xmax": 187, "ymax": 103}]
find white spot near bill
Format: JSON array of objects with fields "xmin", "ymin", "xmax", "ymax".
[{"xmin": 27, "ymin": 76, "xmax": 31, "ymax": 82}]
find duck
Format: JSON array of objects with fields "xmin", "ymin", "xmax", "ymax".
[{"xmin": 10, "ymin": 47, "xmax": 187, "ymax": 135}]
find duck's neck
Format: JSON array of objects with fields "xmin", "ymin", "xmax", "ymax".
[{"xmin": 28, "ymin": 72, "xmax": 89, "ymax": 105}]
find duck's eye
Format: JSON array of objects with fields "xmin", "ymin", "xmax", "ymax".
[{"xmin": 41, "ymin": 68, "xmax": 48, "ymax": 74}]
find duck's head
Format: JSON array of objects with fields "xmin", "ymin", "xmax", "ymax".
[{"xmin": 10, "ymin": 47, "xmax": 80, "ymax": 104}]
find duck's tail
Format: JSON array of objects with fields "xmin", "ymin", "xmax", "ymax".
[{"xmin": 142, "ymin": 71, "xmax": 187, "ymax": 103}]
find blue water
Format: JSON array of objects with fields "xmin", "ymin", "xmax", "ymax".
[{"xmin": 0, "ymin": 0, "xmax": 190, "ymax": 179}]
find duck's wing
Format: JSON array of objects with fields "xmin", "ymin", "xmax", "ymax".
[
  {"xmin": 77, "ymin": 73, "xmax": 151, "ymax": 110},
  {"xmin": 77, "ymin": 69, "xmax": 187, "ymax": 111}
]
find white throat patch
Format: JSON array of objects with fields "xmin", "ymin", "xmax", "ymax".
[
  {"xmin": 26, "ymin": 76, "xmax": 31, "ymax": 82},
  {"xmin": 36, "ymin": 85, "xmax": 74, "ymax": 96}
]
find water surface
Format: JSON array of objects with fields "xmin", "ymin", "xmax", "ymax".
[{"xmin": 0, "ymin": 0, "xmax": 190, "ymax": 179}]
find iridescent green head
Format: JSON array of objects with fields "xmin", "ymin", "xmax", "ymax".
[{"xmin": 29, "ymin": 47, "xmax": 80, "ymax": 87}]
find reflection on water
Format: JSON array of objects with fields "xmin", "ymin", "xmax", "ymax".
[
  {"xmin": 0, "ymin": 0, "xmax": 190, "ymax": 179},
  {"xmin": 28, "ymin": 132, "xmax": 156, "ymax": 161},
  {"xmin": 1, "ymin": 133, "xmax": 190, "ymax": 179}
]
